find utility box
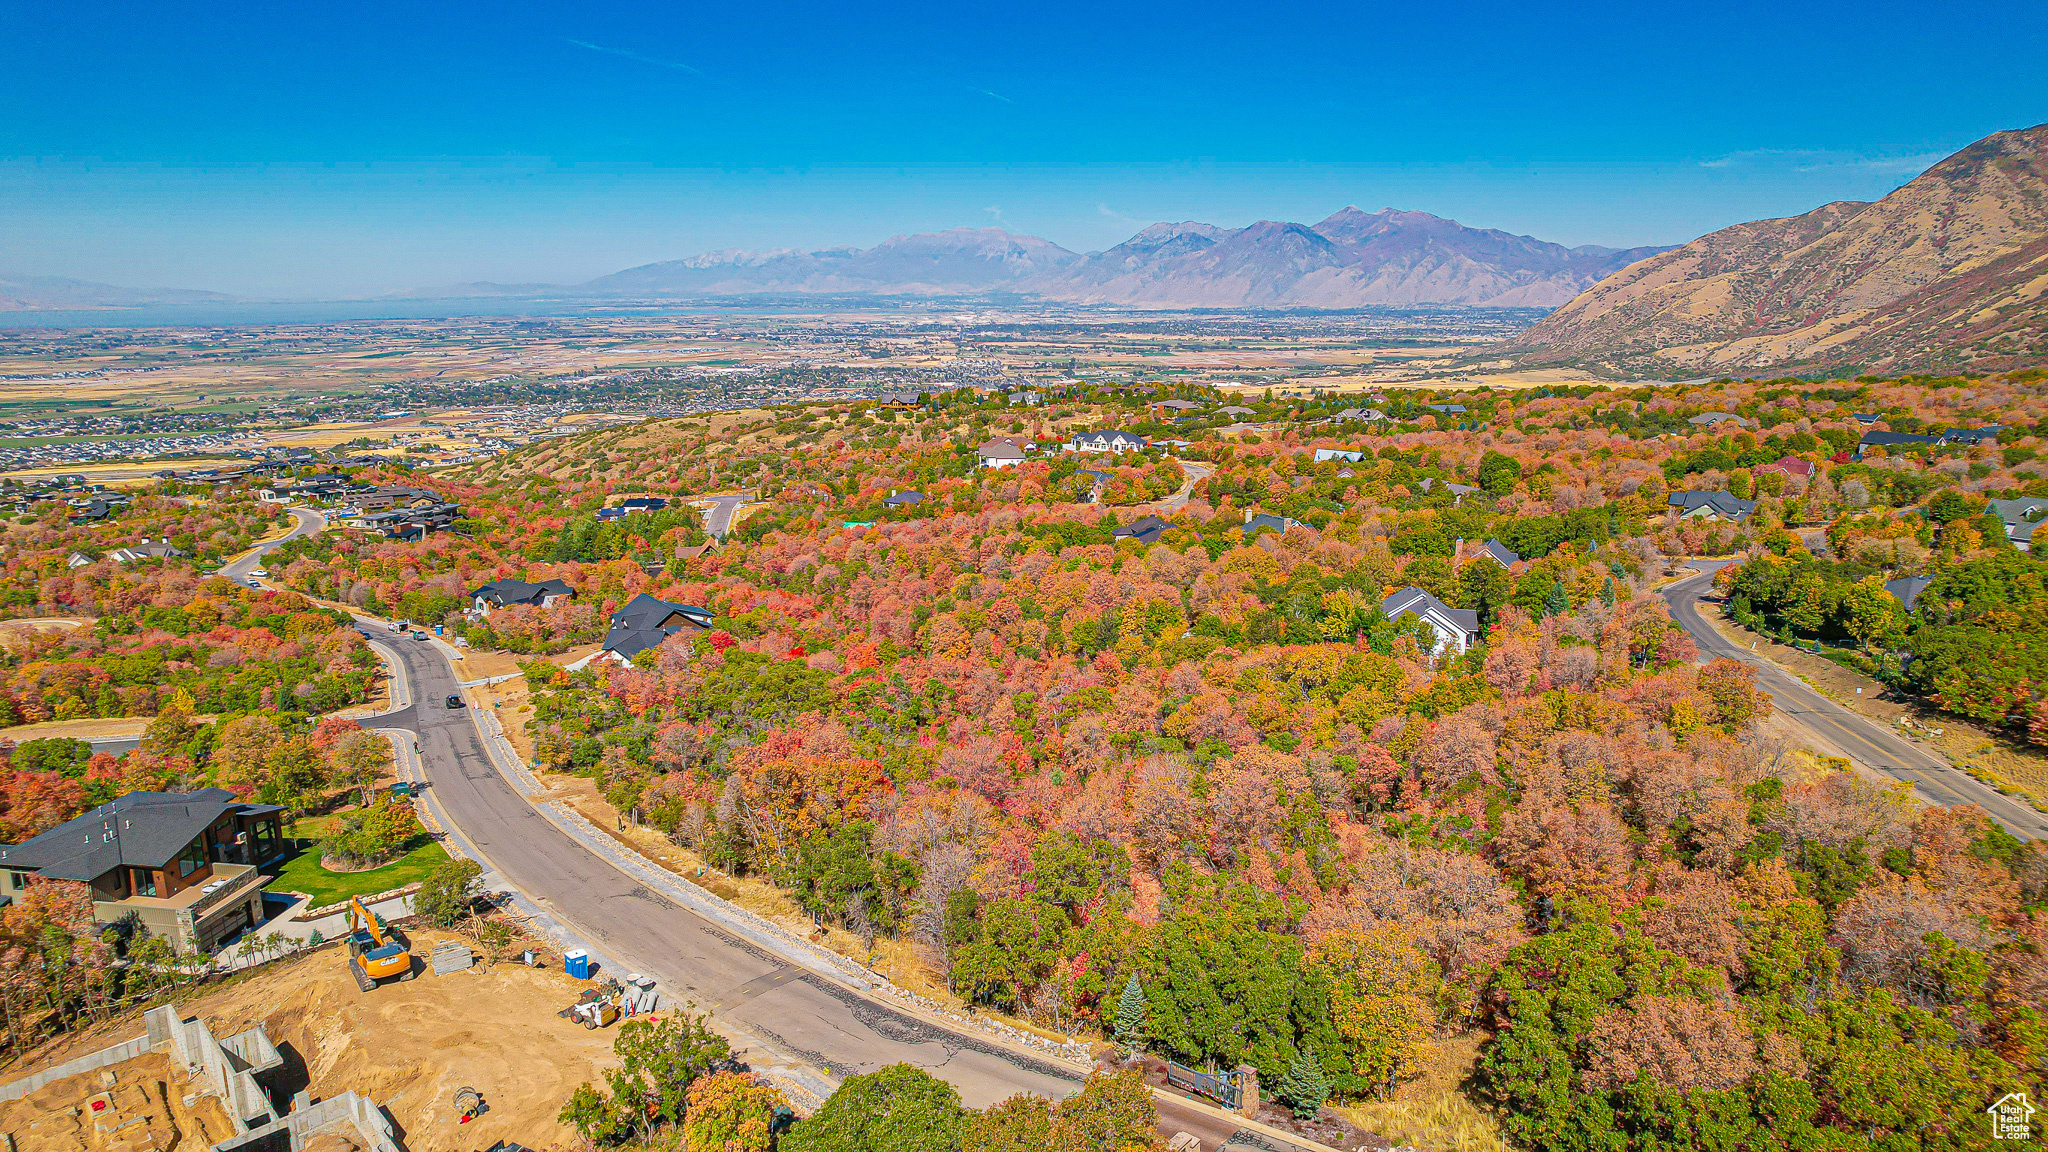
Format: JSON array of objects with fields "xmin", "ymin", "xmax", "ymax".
[{"xmin": 564, "ymin": 949, "xmax": 592, "ymax": 979}]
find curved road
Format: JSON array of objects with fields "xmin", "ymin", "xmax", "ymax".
[
  {"xmin": 361, "ymin": 628, "xmax": 1298, "ymax": 1148},
  {"xmin": 225, "ymin": 505, "xmax": 327, "ymax": 582},
  {"xmin": 256, "ymin": 501, "xmax": 1315, "ymax": 1148},
  {"xmin": 1661, "ymin": 564, "xmax": 2046, "ymax": 839}
]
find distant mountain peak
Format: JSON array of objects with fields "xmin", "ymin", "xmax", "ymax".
[{"xmin": 570, "ymin": 208, "xmax": 1673, "ymax": 308}]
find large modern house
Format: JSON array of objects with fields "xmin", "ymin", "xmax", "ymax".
[
  {"xmin": 0, "ymin": 789, "xmax": 284, "ymax": 955},
  {"xmin": 1113, "ymin": 515, "xmax": 1169, "ymax": 545},
  {"xmin": 1381, "ymin": 587, "xmax": 1481, "ymax": 655},
  {"xmin": 602, "ymin": 593, "xmax": 716, "ymax": 662},
  {"xmin": 1065, "ymin": 430, "xmax": 1149, "ymax": 454},
  {"xmin": 1668, "ymin": 491, "xmax": 1757, "ymax": 523},
  {"xmin": 469, "ymin": 577, "xmax": 576, "ymax": 613}
]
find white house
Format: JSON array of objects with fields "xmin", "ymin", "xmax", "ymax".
[
  {"xmin": 975, "ymin": 437, "xmax": 1028, "ymax": 469},
  {"xmin": 1065, "ymin": 430, "xmax": 1149, "ymax": 454},
  {"xmin": 1381, "ymin": 587, "xmax": 1481, "ymax": 655}
]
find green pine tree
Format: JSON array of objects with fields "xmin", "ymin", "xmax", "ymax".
[
  {"xmin": 1600, "ymin": 576, "xmax": 1617, "ymax": 607},
  {"xmin": 1277, "ymin": 1047, "xmax": 1331, "ymax": 1121},
  {"xmin": 1112, "ymin": 974, "xmax": 1148, "ymax": 1054},
  {"xmin": 1543, "ymin": 579, "xmax": 1570, "ymax": 618}
]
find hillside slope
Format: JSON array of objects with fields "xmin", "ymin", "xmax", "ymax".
[{"xmin": 1505, "ymin": 123, "xmax": 2048, "ymax": 374}]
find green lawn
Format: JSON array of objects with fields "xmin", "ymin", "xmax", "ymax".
[{"xmin": 268, "ymin": 836, "xmax": 451, "ymax": 910}]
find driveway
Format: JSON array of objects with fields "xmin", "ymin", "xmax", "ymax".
[{"xmin": 1661, "ymin": 562, "xmax": 2046, "ymax": 839}]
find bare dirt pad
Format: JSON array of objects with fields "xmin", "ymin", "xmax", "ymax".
[
  {"xmin": 62, "ymin": 934, "xmax": 623, "ymax": 1152},
  {"xmin": 1, "ymin": 1050, "xmax": 238, "ymax": 1152}
]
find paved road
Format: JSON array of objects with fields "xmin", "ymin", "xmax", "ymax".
[
  {"xmin": 1661, "ymin": 564, "xmax": 2047, "ymax": 840},
  {"xmin": 224, "ymin": 506, "xmax": 326, "ymax": 583},
  {"xmin": 364, "ymin": 630, "xmax": 1308, "ymax": 1148},
  {"xmin": 1151, "ymin": 462, "xmax": 1212, "ymax": 513},
  {"xmin": 369, "ymin": 632, "xmax": 1076, "ymax": 1104},
  {"xmin": 699, "ymin": 493, "xmax": 752, "ymax": 539}
]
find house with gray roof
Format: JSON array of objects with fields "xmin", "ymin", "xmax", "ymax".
[
  {"xmin": 0, "ymin": 789, "xmax": 283, "ymax": 955},
  {"xmin": 1243, "ymin": 511, "xmax": 1302, "ymax": 538},
  {"xmin": 1668, "ymin": 491, "xmax": 1757, "ymax": 523},
  {"xmin": 470, "ymin": 577, "xmax": 576, "ymax": 613},
  {"xmin": 1988, "ymin": 496, "xmax": 2047, "ymax": 552},
  {"xmin": 1884, "ymin": 575, "xmax": 1934, "ymax": 611},
  {"xmin": 1382, "ymin": 587, "xmax": 1481, "ymax": 655},
  {"xmin": 601, "ymin": 593, "xmax": 716, "ymax": 663},
  {"xmin": 1113, "ymin": 515, "xmax": 1169, "ymax": 545},
  {"xmin": 1688, "ymin": 411, "xmax": 1750, "ymax": 428},
  {"xmin": 1467, "ymin": 538, "xmax": 1520, "ymax": 568}
]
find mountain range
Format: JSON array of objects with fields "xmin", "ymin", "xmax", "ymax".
[
  {"xmin": 580, "ymin": 208, "xmax": 1670, "ymax": 309},
  {"xmin": 0, "ymin": 273, "xmax": 236, "ymax": 312},
  {"xmin": 1504, "ymin": 123, "xmax": 2048, "ymax": 374}
]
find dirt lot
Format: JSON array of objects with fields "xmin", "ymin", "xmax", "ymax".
[
  {"xmin": 1702, "ymin": 602, "xmax": 2048, "ymax": 809},
  {"xmin": 6, "ymin": 931, "xmax": 626, "ymax": 1152},
  {"xmin": 0, "ymin": 1050, "xmax": 238, "ymax": 1152}
]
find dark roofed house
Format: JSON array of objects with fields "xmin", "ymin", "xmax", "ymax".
[
  {"xmin": 1938, "ymin": 425, "xmax": 2003, "ymax": 447},
  {"xmin": 883, "ymin": 490, "xmax": 926, "ymax": 508},
  {"xmin": 1668, "ymin": 491, "xmax": 1757, "ymax": 523},
  {"xmin": 1856, "ymin": 430, "xmax": 1937, "ymax": 457},
  {"xmin": 1852, "ymin": 413, "xmax": 1880, "ymax": 425},
  {"xmin": 1884, "ymin": 575, "xmax": 1933, "ymax": 611},
  {"xmin": 0, "ymin": 789, "xmax": 282, "ymax": 955},
  {"xmin": 470, "ymin": 578, "xmax": 576, "ymax": 613},
  {"xmin": 601, "ymin": 593, "xmax": 717, "ymax": 663},
  {"xmin": 1114, "ymin": 515, "xmax": 1169, "ymax": 545},
  {"xmin": 1381, "ymin": 587, "xmax": 1481, "ymax": 655},
  {"xmin": 619, "ymin": 497, "xmax": 669, "ymax": 514}
]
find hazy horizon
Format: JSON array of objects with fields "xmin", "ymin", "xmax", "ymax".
[{"xmin": 5, "ymin": 0, "xmax": 2045, "ymax": 297}]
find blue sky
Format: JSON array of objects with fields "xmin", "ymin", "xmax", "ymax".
[{"xmin": 3, "ymin": 0, "xmax": 2044, "ymax": 297}]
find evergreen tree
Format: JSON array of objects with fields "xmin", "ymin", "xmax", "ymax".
[
  {"xmin": 1543, "ymin": 579, "xmax": 1570, "ymax": 618},
  {"xmin": 1600, "ymin": 576, "xmax": 1616, "ymax": 607},
  {"xmin": 1112, "ymin": 974, "xmax": 1148, "ymax": 1054},
  {"xmin": 1277, "ymin": 1047, "xmax": 1331, "ymax": 1121}
]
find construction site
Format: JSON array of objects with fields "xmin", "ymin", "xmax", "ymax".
[{"xmin": 0, "ymin": 929, "xmax": 643, "ymax": 1152}]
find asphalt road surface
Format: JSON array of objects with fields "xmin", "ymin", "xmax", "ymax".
[
  {"xmin": 224, "ymin": 506, "xmax": 326, "ymax": 582},
  {"xmin": 1661, "ymin": 563, "xmax": 2047, "ymax": 840},
  {"xmin": 367, "ymin": 630, "xmax": 1302, "ymax": 1148},
  {"xmin": 699, "ymin": 493, "xmax": 752, "ymax": 538}
]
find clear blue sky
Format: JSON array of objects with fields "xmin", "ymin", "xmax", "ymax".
[{"xmin": 3, "ymin": 0, "xmax": 2044, "ymax": 297}]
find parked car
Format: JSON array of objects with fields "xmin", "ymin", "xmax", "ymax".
[
  {"xmin": 412, "ymin": 631, "xmax": 430, "ymax": 642},
  {"xmin": 249, "ymin": 567, "xmax": 268, "ymax": 578},
  {"xmin": 445, "ymin": 694, "xmax": 463, "ymax": 709}
]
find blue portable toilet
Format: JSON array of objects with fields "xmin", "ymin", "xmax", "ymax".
[
  {"xmin": 564, "ymin": 949, "xmax": 591, "ymax": 979},
  {"xmin": 435, "ymin": 624, "xmax": 444, "ymax": 636}
]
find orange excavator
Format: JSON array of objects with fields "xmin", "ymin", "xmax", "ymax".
[{"xmin": 346, "ymin": 896, "xmax": 415, "ymax": 992}]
